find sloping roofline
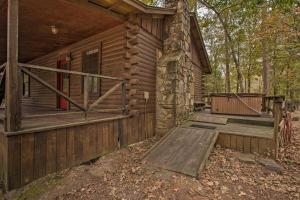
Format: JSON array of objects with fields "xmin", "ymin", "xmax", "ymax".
[
  {"xmin": 189, "ymin": 12, "xmax": 212, "ymax": 74},
  {"xmin": 122, "ymin": 0, "xmax": 211, "ymax": 74},
  {"xmin": 121, "ymin": 0, "xmax": 176, "ymax": 14}
]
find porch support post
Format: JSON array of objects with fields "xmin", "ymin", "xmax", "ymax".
[
  {"xmin": 83, "ymin": 75, "xmax": 90, "ymax": 110},
  {"xmin": 5, "ymin": 0, "xmax": 21, "ymax": 132},
  {"xmin": 273, "ymin": 96, "xmax": 284, "ymax": 159}
]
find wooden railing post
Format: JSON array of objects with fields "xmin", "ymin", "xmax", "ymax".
[
  {"xmin": 122, "ymin": 80, "xmax": 127, "ymax": 114},
  {"xmin": 267, "ymin": 98, "xmax": 271, "ymax": 115},
  {"xmin": 262, "ymin": 95, "xmax": 266, "ymax": 112},
  {"xmin": 5, "ymin": 0, "xmax": 21, "ymax": 131},
  {"xmin": 273, "ymin": 96, "xmax": 284, "ymax": 159},
  {"xmin": 83, "ymin": 75, "xmax": 90, "ymax": 111}
]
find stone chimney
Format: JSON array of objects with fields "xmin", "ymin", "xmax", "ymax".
[{"xmin": 156, "ymin": 0, "xmax": 194, "ymax": 135}]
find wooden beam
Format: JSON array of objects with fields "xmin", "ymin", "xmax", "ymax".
[
  {"xmin": 5, "ymin": 0, "xmax": 21, "ymax": 132},
  {"xmin": 83, "ymin": 75, "xmax": 90, "ymax": 110},
  {"xmin": 0, "ymin": 62, "xmax": 6, "ymax": 70},
  {"xmin": 5, "ymin": 115, "xmax": 130, "ymax": 136},
  {"xmin": 89, "ymin": 82, "xmax": 122, "ymax": 111},
  {"xmin": 273, "ymin": 98, "xmax": 283, "ymax": 159},
  {"xmin": 19, "ymin": 63, "xmax": 124, "ymax": 81},
  {"xmin": 20, "ymin": 67, "xmax": 86, "ymax": 112},
  {"xmin": 66, "ymin": 0, "xmax": 125, "ymax": 21},
  {"xmin": 23, "ymin": 109, "xmax": 125, "ymax": 119}
]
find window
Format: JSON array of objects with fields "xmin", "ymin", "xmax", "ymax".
[
  {"xmin": 23, "ymin": 73, "xmax": 30, "ymax": 97},
  {"xmin": 82, "ymin": 48, "xmax": 100, "ymax": 95}
]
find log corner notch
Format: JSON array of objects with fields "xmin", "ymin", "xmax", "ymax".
[
  {"xmin": 124, "ymin": 17, "xmax": 141, "ymax": 114},
  {"xmin": 5, "ymin": 0, "xmax": 22, "ymax": 132}
]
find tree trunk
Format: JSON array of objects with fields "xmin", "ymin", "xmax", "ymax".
[
  {"xmin": 262, "ymin": 6, "xmax": 270, "ymax": 96},
  {"xmin": 262, "ymin": 42, "xmax": 270, "ymax": 96},
  {"xmin": 273, "ymin": 46, "xmax": 278, "ymax": 96},
  {"xmin": 224, "ymin": 15, "xmax": 231, "ymax": 93},
  {"xmin": 199, "ymin": 0, "xmax": 244, "ymax": 93}
]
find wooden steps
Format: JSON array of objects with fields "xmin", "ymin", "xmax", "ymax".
[{"xmin": 144, "ymin": 127, "xmax": 218, "ymax": 177}]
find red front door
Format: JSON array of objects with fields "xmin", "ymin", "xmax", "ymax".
[{"xmin": 57, "ymin": 60, "xmax": 70, "ymax": 110}]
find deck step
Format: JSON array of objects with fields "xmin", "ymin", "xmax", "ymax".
[
  {"xmin": 144, "ymin": 127, "xmax": 218, "ymax": 177},
  {"xmin": 191, "ymin": 114, "xmax": 228, "ymax": 125}
]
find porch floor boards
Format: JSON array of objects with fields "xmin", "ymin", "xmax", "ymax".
[
  {"xmin": 144, "ymin": 127, "xmax": 218, "ymax": 177},
  {"xmin": 0, "ymin": 108, "xmax": 122, "ymax": 131}
]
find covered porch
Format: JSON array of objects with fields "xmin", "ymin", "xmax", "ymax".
[
  {"xmin": 0, "ymin": 0, "xmax": 159, "ymax": 191},
  {"xmin": 0, "ymin": 0, "xmax": 140, "ymax": 132}
]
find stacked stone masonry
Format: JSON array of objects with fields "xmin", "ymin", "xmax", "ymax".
[{"xmin": 156, "ymin": 0, "xmax": 194, "ymax": 135}]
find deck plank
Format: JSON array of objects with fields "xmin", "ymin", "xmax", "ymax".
[
  {"xmin": 191, "ymin": 114, "xmax": 228, "ymax": 125},
  {"xmin": 145, "ymin": 127, "xmax": 218, "ymax": 177}
]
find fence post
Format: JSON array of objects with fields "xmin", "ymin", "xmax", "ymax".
[
  {"xmin": 6, "ymin": 0, "xmax": 21, "ymax": 132},
  {"xmin": 262, "ymin": 95, "xmax": 266, "ymax": 112},
  {"xmin": 273, "ymin": 96, "xmax": 284, "ymax": 159}
]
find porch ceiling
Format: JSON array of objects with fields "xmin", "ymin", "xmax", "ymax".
[{"xmin": 0, "ymin": 0, "xmax": 133, "ymax": 64}]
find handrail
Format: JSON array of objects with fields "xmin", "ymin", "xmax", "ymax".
[
  {"xmin": 88, "ymin": 82, "xmax": 123, "ymax": 111},
  {"xmin": 19, "ymin": 63, "xmax": 124, "ymax": 81},
  {"xmin": 0, "ymin": 62, "xmax": 7, "ymax": 70},
  {"xmin": 20, "ymin": 66, "xmax": 86, "ymax": 112},
  {"xmin": 18, "ymin": 63, "xmax": 128, "ymax": 115}
]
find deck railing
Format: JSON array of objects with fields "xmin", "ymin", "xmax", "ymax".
[
  {"xmin": 263, "ymin": 95, "xmax": 285, "ymax": 115},
  {"xmin": 18, "ymin": 63, "xmax": 128, "ymax": 117}
]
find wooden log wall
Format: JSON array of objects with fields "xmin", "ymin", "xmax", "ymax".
[
  {"xmin": 0, "ymin": 113, "xmax": 155, "ymax": 190},
  {"xmin": 130, "ymin": 14, "xmax": 164, "ymax": 40},
  {"xmin": 125, "ymin": 16, "xmax": 163, "ymax": 114},
  {"xmin": 216, "ymin": 133, "xmax": 275, "ymax": 156},
  {"xmin": 211, "ymin": 94, "xmax": 263, "ymax": 116},
  {"xmin": 193, "ymin": 64, "xmax": 203, "ymax": 103},
  {"xmin": 192, "ymin": 38, "xmax": 205, "ymax": 103},
  {"xmin": 21, "ymin": 25, "xmax": 127, "ymax": 111}
]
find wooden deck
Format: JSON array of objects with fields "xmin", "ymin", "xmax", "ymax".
[
  {"xmin": 144, "ymin": 127, "xmax": 218, "ymax": 177},
  {"xmin": 188, "ymin": 112, "xmax": 274, "ymax": 138},
  {"xmin": 144, "ymin": 112, "xmax": 276, "ymax": 178},
  {"xmin": 187, "ymin": 112, "xmax": 275, "ymax": 155}
]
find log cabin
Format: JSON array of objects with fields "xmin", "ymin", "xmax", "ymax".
[{"xmin": 0, "ymin": 0, "xmax": 211, "ymax": 190}]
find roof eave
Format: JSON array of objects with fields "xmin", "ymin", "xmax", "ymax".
[
  {"xmin": 190, "ymin": 12, "xmax": 212, "ymax": 74},
  {"xmin": 122, "ymin": 0, "xmax": 176, "ymax": 15}
]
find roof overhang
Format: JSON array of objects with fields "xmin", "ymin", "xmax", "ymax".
[
  {"xmin": 190, "ymin": 12, "xmax": 212, "ymax": 74},
  {"xmin": 0, "ymin": 0, "xmax": 176, "ymax": 64},
  {"xmin": 85, "ymin": 0, "xmax": 175, "ymax": 16}
]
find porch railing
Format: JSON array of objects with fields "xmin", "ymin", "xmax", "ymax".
[{"xmin": 18, "ymin": 63, "xmax": 128, "ymax": 117}]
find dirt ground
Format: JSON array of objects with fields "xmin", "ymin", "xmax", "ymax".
[{"xmin": 3, "ymin": 111, "xmax": 300, "ymax": 200}]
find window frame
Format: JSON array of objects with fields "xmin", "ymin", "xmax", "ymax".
[
  {"xmin": 22, "ymin": 72, "xmax": 30, "ymax": 97},
  {"xmin": 81, "ymin": 44, "xmax": 102, "ymax": 97}
]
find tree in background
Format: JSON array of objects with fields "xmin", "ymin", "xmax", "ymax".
[{"xmin": 140, "ymin": 0, "xmax": 300, "ymax": 99}]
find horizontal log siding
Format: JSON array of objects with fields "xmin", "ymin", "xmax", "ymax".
[
  {"xmin": 193, "ymin": 64, "xmax": 203, "ymax": 103},
  {"xmin": 0, "ymin": 113, "xmax": 155, "ymax": 190},
  {"xmin": 129, "ymin": 27, "xmax": 162, "ymax": 113},
  {"xmin": 21, "ymin": 25, "xmax": 126, "ymax": 111},
  {"xmin": 192, "ymin": 42, "xmax": 204, "ymax": 103}
]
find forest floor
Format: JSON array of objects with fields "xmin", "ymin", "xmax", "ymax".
[{"xmin": 4, "ymin": 111, "xmax": 300, "ymax": 200}]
